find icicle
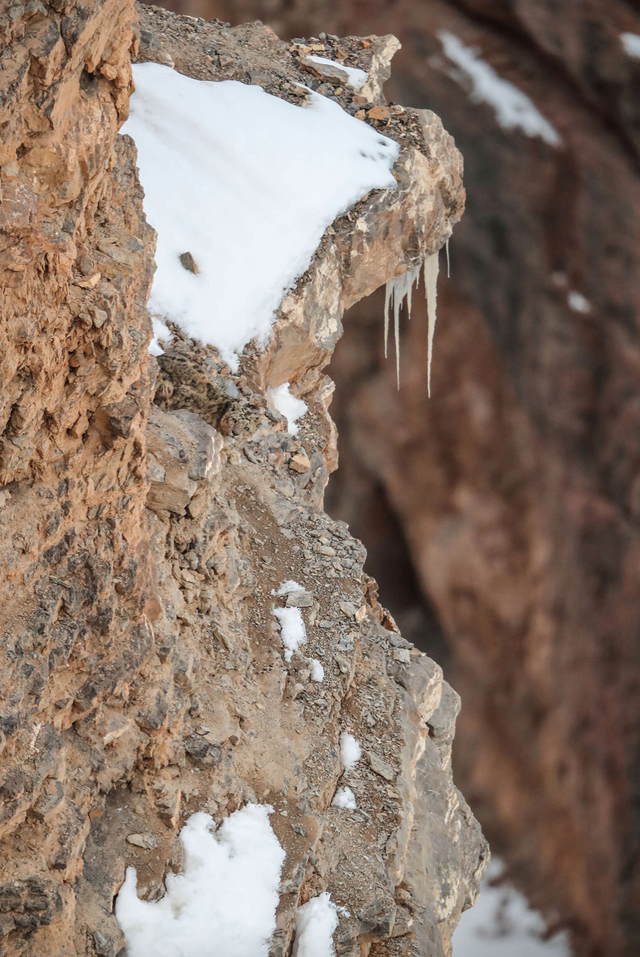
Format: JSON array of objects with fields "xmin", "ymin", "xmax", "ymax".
[
  {"xmin": 384, "ymin": 281, "xmax": 392, "ymax": 358},
  {"xmin": 446, "ymin": 238, "xmax": 451, "ymax": 279},
  {"xmin": 424, "ymin": 252, "xmax": 439, "ymax": 398},
  {"xmin": 382, "ymin": 264, "xmax": 421, "ymax": 389}
]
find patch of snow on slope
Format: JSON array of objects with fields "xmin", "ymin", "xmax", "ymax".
[
  {"xmin": 340, "ymin": 732, "xmax": 362, "ymax": 772},
  {"xmin": 293, "ymin": 892, "xmax": 339, "ymax": 957},
  {"xmin": 438, "ymin": 32, "xmax": 561, "ymax": 147},
  {"xmin": 306, "ymin": 55, "xmax": 368, "ymax": 90},
  {"xmin": 273, "ymin": 606, "xmax": 307, "ymax": 661},
  {"xmin": 453, "ymin": 859, "xmax": 573, "ymax": 957},
  {"xmin": 115, "ymin": 805, "xmax": 285, "ymax": 957},
  {"xmin": 621, "ymin": 33, "xmax": 640, "ymax": 58},
  {"xmin": 309, "ymin": 658, "xmax": 325, "ymax": 682},
  {"xmin": 274, "ymin": 580, "xmax": 305, "ymax": 596},
  {"xmin": 267, "ymin": 383, "xmax": 308, "ymax": 434},
  {"xmin": 123, "ymin": 63, "xmax": 399, "ymax": 369},
  {"xmin": 332, "ymin": 786, "xmax": 357, "ymax": 809},
  {"xmin": 567, "ymin": 291, "xmax": 591, "ymax": 314},
  {"xmin": 149, "ymin": 317, "xmax": 172, "ymax": 357}
]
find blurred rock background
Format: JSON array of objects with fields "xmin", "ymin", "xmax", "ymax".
[{"xmin": 143, "ymin": 3, "xmax": 640, "ymax": 954}]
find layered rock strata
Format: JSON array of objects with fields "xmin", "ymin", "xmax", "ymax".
[{"xmin": 0, "ymin": 3, "xmax": 485, "ymax": 955}]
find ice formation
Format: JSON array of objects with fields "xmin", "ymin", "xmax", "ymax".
[
  {"xmin": 293, "ymin": 892, "xmax": 340, "ymax": 957},
  {"xmin": 438, "ymin": 31, "xmax": 561, "ymax": 147},
  {"xmin": 273, "ymin": 606, "xmax": 307, "ymax": 661},
  {"xmin": 384, "ymin": 252, "xmax": 440, "ymax": 394},
  {"xmin": 340, "ymin": 732, "xmax": 362, "ymax": 772},
  {"xmin": 115, "ymin": 806, "xmax": 285, "ymax": 957},
  {"xmin": 266, "ymin": 383, "xmax": 308, "ymax": 435},
  {"xmin": 122, "ymin": 62, "xmax": 399, "ymax": 369}
]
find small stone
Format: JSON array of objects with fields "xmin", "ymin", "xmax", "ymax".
[
  {"xmin": 354, "ymin": 109, "xmax": 366, "ymax": 120},
  {"xmin": 316, "ymin": 544, "xmax": 335, "ymax": 557},
  {"xmin": 393, "ymin": 648, "xmax": 411, "ymax": 664},
  {"xmin": 289, "ymin": 451, "xmax": 311, "ymax": 473},
  {"xmin": 126, "ymin": 833, "xmax": 158, "ymax": 850},
  {"xmin": 338, "ymin": 600, "xmax": 358, "ymax": 618},
  {"xmin": 368, "ymin": 106, "xmax": 391, "ymax": 121},
  {"xmin": 286, "ymin": 590, "xmax": 314, "ymax": 608},
  {"xmin": 368, "ymin": 752, "xmax": 396, "ymax": 782},
  {"xmin": 179, "ymin": 251, "xmax": 199, "ymax": 274}
]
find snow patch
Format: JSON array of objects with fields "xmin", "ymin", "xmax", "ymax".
[
  {"xmin": 340, "ymin": 732, "xmax": 362, "ymax": 772},
  {"xmin": 293, "ymin": 892, "xmax": 339, "ymax": 957},
  {"xmin": 273, "ymin": 606, "xmax": 307, "ymax": 661},
  {"xmin": 621, "ymin": 33, "xmax": 640, "ymax": 58},
  {"xmin": 123, "ymin": 62, "xmax": 399, "ymax": 369},
  {"xmin": 274, "ymin": 580, "xmax": 305, "ymax": 596},
  {"xmin": 332, "ymin": 786, "xmax": 357, "ymax": 809},
  {"xmin": 267, "ymin": 383, "xmax": 308, "ymax": 435},
  {"xmin": 438, "ymin": 31, "xmax": 561, "ymax": 147},
  {"xmin": 149, "ymin": 317, "xmax": 172, "ymax": 357},
  {"xmin": 309, "ymin": 659, "xmax": 325, "ymax": 682},
  {"xmin": 306, "ymin": 54, "xmax": 368, "ymax": 90},
  {"xmin": 567, "ymin": 291, "xmax": 591, "ymax": 314},
  {"xmin": 452, "ymin": 859, "xmax": 573, "ymax": 957},
  {"xmin": 115, "ymin": 805, "xmax": 285, "ymax": 957}
]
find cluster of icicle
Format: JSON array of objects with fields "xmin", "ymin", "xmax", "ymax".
[{"xmin": 384, "ymin": 244, "xmax": 446, "ymax": 394}]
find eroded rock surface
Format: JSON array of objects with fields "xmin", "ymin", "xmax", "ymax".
[
  {"xmin": 179, "ymin": 2, "xmax": 640, "ymax": 955},
  {"xmin": 0, "ymin": 3, "xmax": 485, "ymax": 955}
]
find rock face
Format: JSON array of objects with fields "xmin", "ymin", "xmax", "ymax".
[
  {"xmin": 167, "ymin": 1, "xmax": 640, "ymax": 955},
  {"xmin": 0, "ymin": 3, "xmax": 485, "ymax": 955}
]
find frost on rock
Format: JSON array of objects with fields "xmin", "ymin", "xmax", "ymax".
[
  {"xmin": 438, "ymin": 31, "xmax": 561, "ymax": 147},
  {"xmin": 266, "ymin": 383, "xmax": 308, "ymax": 435},
  {"xmin": 293, "ymin": 892, "xmax": 339, "ymax": 957},
  {"xmin": 332, "ymin": 786, "xmax": 357, "ymax": 809},
  {"xmin": 115, "ymin": 806, "xmax": 285, "ymax": 957},
  {"xmin": 340, "ymin": 732, "xmax": 362, "ymax": 772},
  {"xmin": 122, "ymin": 62, "xmax": 400, "ymax": 369},
  {"xmin": 306, "ymin": 54, "xmax": 368, "ymax": 90},
  {"xmin": 273, "ymin": 606, "xmax": 307, "ymax": 661},
  {"xmin": 384, "ymin": 251, "xmax": 439, "ymax": 394},
  {"xmin": 621, "ymin": 33, "xmax": 640, "ymax": 58}
]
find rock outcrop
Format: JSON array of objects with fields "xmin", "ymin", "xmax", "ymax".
[
  {"xmin": 0, "ymin": 3, "xmax": 485, "ymax": 955},
  {"xmin": 169, "ymin": 1, "xmax": 640, "ymax": 955}
]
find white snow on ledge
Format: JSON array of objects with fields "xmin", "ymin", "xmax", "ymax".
[
  {"xmin": 115, "ymin": 806, "xmax": 285, "ymax": 957},
  {"xmin": 266, "ymin": 382, "xmax": 308, "ymax": 435},
  {"xmin": 306, "ymin": 54, "xmax": 368, "ymax": 90},
  {"xmin": 438, "ymin": 31, "xmax": 561, "ymax": 147},
  {"xmin": 621, "ymin": 33, "xmax": 640, "ymax": 58},
  {"xmin": 123, "ymin": 63, "xmax": 399, "ymax": 369}
]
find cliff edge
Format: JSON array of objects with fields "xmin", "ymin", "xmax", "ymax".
[{"xmin": 0, "ymin": 2, "xmax": 486, "ymax": 954}]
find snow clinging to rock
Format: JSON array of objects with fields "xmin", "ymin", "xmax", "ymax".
[
  {"xmin": 122, "ymin": 62, "xmax": 400, "ymax": 368},
  {"xmin": 266, "ymin": 383, "xmax": 308, "ymax": 435},
  {"xmin": 115, "ymin": 806, "xmax": 285, "ymax": 957},
  {"xmin": 438, "ymin": 31, "xmax": 561, "ymax": 147}
]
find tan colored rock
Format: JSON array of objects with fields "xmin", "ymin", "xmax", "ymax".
[{"xmin": 0, "ymin": 4, "xmax": 485, "ymax": 955}]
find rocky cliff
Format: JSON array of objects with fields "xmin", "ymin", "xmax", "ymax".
[
  {"xmin": 0, "ymin": 2, "xmax": 485, "ymax": 955},
  {"xmin": 143, "ymin": 1, "xmax": 640, "ymax": 955}
]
